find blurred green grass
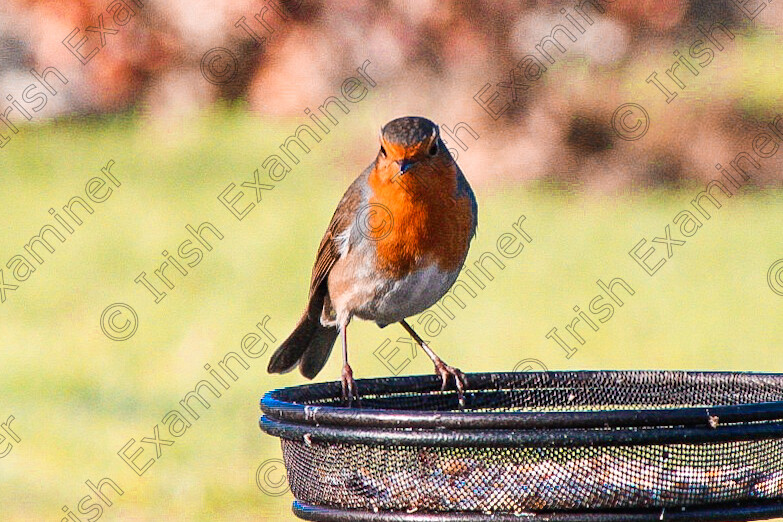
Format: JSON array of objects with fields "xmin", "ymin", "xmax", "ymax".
[{"xmin": 0, "ymin": 110, "xmax": 781, "ymax": 521}]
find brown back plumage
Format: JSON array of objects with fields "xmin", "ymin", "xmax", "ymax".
[{"xmin": 267, "ymin": 168, "xmax": 368, "ymax": 378}]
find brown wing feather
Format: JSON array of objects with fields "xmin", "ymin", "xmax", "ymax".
[{"xmin": 308, "ymin": 166, "xmax": 370, "ymax": 298}]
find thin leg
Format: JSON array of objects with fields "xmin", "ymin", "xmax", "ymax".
[
  {"xmin": 340, "ymin": 324, "xmax": 360, "ymax": 407},
  {"xmin": 400, "ymin": 319, "xmax": 467, "ymax": 407}
]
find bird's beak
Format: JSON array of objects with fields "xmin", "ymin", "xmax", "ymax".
[{"xmin": 397, "ymin": 159, "xmax": 415, "ymax": 175}]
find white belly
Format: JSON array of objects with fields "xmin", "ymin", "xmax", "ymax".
[{"xmin": 358, "ymin": 263, "xmax": 460, "ymax": 326}]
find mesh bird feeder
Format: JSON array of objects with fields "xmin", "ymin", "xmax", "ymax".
[{"xmin": 259, "ymin": 371, "xmax": 783, "ymax": 521}]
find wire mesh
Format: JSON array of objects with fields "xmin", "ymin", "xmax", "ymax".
[{"xmin": 282, "ymin": 438, "xmax": 783, "ymax": 513}]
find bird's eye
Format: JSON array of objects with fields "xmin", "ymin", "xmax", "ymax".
[
  {"xmin": 429, "ymin": 141, "xmax": 438, "ymax": 156},
  {"xmin": 380, "ymin": 145, "xmax": 387, "ymax": 157}
]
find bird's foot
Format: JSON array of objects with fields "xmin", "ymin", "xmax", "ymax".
[
  {"xmin": 433, "ymin": 359, "xmax": 467, "ymax": 408},
  {"xmin": 341, "ymin": 363, "xmax": 360, "ymax": 407}
]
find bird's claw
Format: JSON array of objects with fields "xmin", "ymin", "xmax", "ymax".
[
  {"xmin": 341, "ymin": 364, "xmax": 360, "ymax": 407},
  {"xmin": 434, "ymin": 360, "xmax": 467, "ymax": 408}
]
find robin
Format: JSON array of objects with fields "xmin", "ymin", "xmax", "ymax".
[{"xmin": 267, "ymin": 116, "xmax": 478, "ymax": 406}]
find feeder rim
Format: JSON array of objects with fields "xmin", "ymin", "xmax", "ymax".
[
  {"xmin": 291, "ymin": 499, "xmax": 783, "ymax": 521},
  {"xmin": 260, "ymin": 370, "xmax": 783, "ymax": 431},
  {"xmin": 260, "ymin": 412, "xmax": 783, "ymax": 447}
]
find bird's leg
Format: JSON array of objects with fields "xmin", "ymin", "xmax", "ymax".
[
  {"xmin": 340, "ymin": 324, "xmax": 360, "ymax": 407},
  {"xmin": 400, "ymin": 319, "xmax": 467, "ymax": 407}
]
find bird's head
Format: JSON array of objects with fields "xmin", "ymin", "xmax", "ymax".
[{"xmin": 374, "ymin": 116, "xmax": 455, "ymax": 190}]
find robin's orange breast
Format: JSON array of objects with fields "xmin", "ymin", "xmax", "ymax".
[{"xmin": 368, "ymin": 166, "xmax": 475, "ymax": 279}]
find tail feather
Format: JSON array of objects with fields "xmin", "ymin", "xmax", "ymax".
[
  {"xmin": 267, "ymin": 312, "xmax": 338, "ymax": 378},
  {"xmin": 267, "ymin": 313, "xmax": 314, "ymax": 375},
  {"xmin": 299, "ymin": 324, "xmax": 339, "ymax": 379}
]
